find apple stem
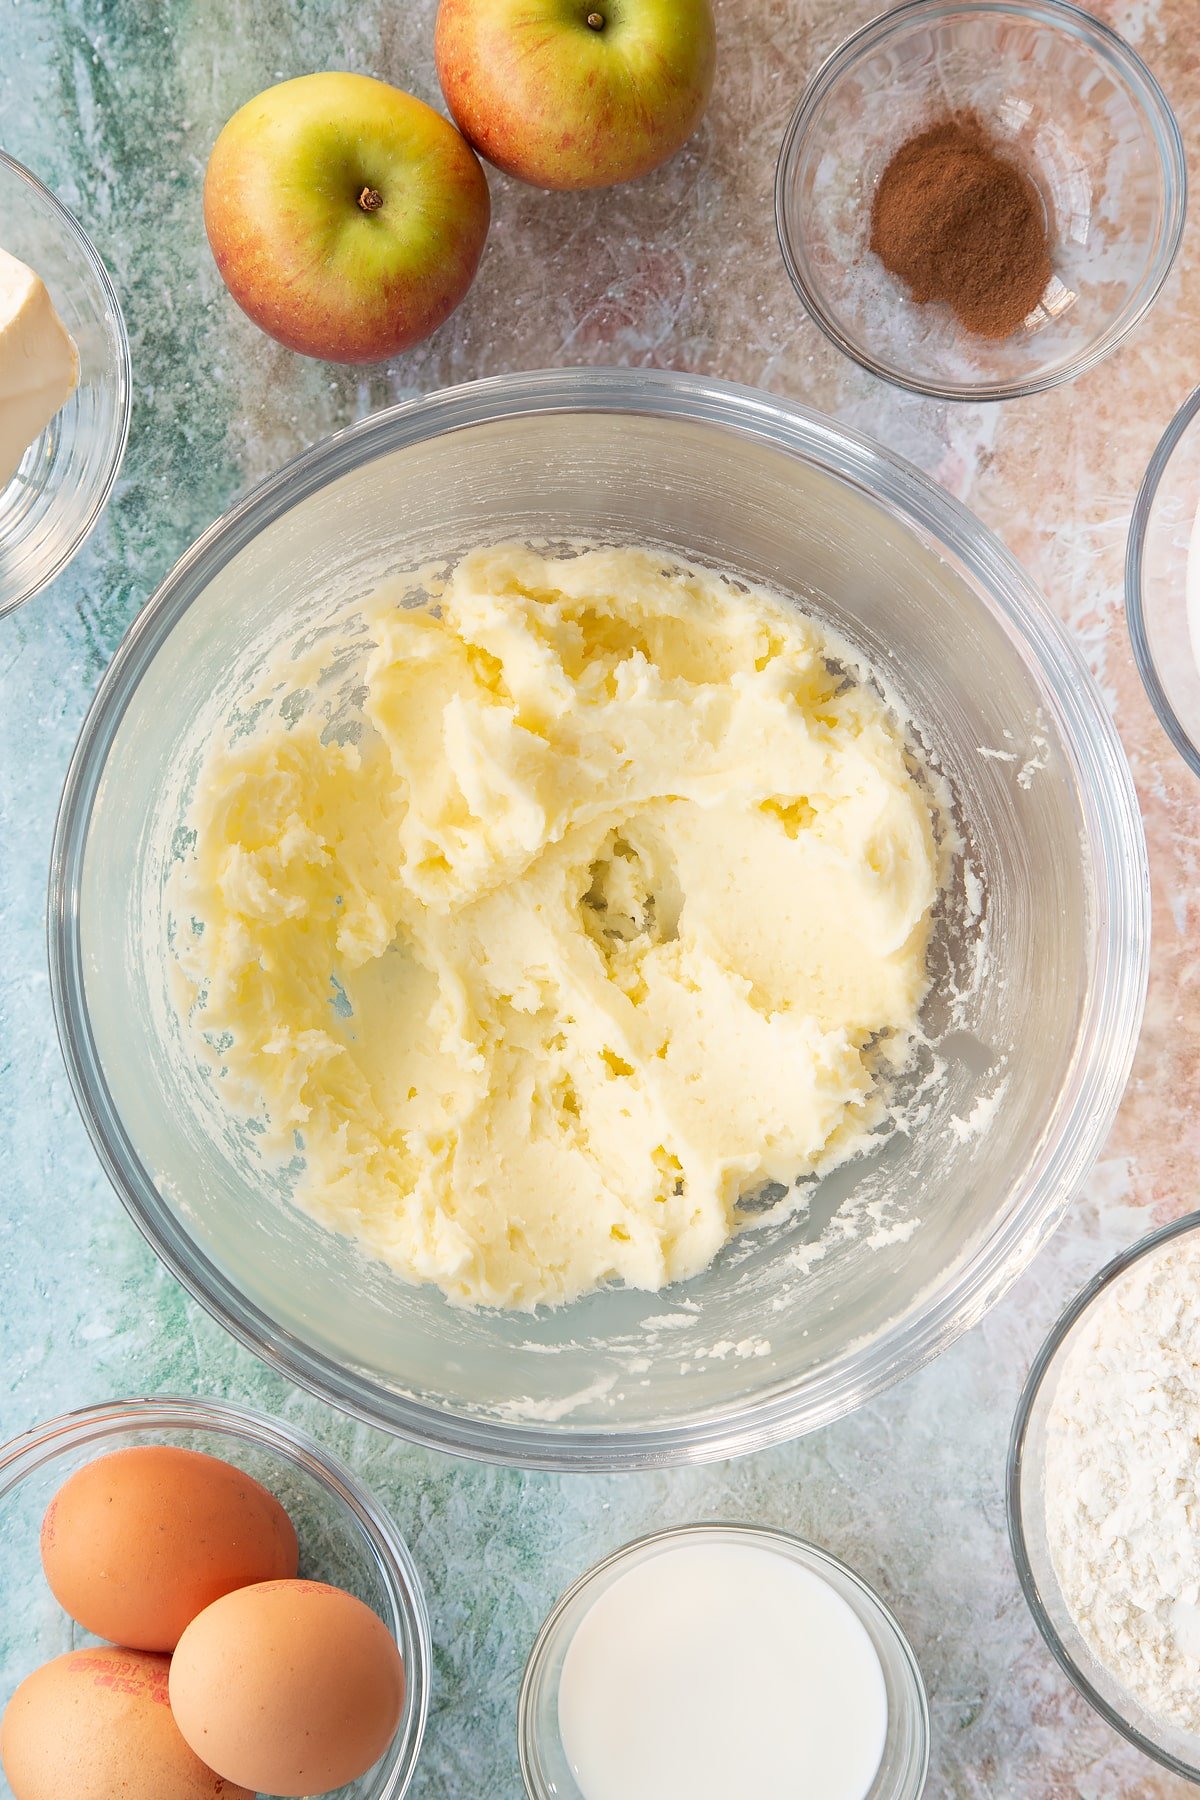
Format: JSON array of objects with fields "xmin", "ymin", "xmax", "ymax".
[
  {"xmin": 587, "ymin": 9, "xmax": 605, "ymax": 27},
  {"xmin": 358, "ymin": 186, "xmax": 384, "ymax": 213}
]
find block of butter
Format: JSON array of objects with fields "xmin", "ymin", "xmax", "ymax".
[{"xmin": 0, "ymin": 246, "xmax": 79, "ymax": 489}]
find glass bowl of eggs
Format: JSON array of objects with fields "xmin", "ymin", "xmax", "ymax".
[
  {"xmin": 775, "ymin": 0, "xmax": 1186, "ymax": 400},
  {"xmin": 0, "ymin": 1395, "xmax": 430, "ymax": 1800}
]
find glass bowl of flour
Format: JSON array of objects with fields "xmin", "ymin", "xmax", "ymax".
[
  {"xmin": 1008, "ymin": 1211, "xmax": 1200, "ymax": 1780},
  {"xmin": 49, "ymin": 368, "xmax": 1149, "ymax": 1470}
]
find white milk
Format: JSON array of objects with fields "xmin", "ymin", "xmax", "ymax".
[{"xmin": 557, "ymin": 1540, "xmax": 889, "ymax": 1800}]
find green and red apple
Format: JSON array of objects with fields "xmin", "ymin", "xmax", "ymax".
[
  {"xmin": 204, "ymin": 72, "xmax": 491, "ymax": 363},
  {"xmin": 435, "ymin": 0, "xmax": 716, "ymax": 191}
]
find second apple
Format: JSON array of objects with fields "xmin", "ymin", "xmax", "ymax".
[
  {"xmin": 204, "ymin": 72, "xmax": 491, "ymax": 364},
  {"xmin": 436, "ymin": 0, "xmax": 717, "ymax": 191}
]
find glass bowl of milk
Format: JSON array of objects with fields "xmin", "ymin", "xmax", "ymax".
[
  {"xmin": 519, "ymin": 1522, "xmax": 929, "ymax": 1800},
  {"xmin": 0, "ymin": 150, "xmax": 131, "ymax": 618},
  {"xmin": 1127, "ymin": 387, "xmax": 1200, "ymax": 777}
]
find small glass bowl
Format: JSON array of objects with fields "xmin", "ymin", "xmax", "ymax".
[
  {"xmin": 518, "ymin": 1522, "xmax": 929, "ymax": 1799},
  {"xmin": 775, "ymin": 0, "xmax": 1186, "ymax": 401},
  {"xmin": 0, "ymin": 1396, "xmax": 430, "ymax": 1800},
  {"xmin": 1126, "ymin": 387, "xmax": 1200, "ymax": 778},
  {"xmin": 0, "ymin": 150, "xmax": 131, "ymax": 617},
  {"xmin": 1008, "ymin": 1212, "xmax": 1200, "ymax": 1781}
]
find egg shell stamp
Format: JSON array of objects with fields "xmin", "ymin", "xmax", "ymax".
[{"xmin": 0, "ymin": 1645, "xmax": 254, "ymax": 1800}]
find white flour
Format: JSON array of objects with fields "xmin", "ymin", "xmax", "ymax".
[{"xmin": 1044, "ymin": 1234, "xmax": 1200, "ymax": 1734}]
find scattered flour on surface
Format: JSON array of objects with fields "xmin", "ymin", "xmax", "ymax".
[
  {"xmin": 699, "ymin": 1337, "xmax": 772, "ymax": 1361},
  {"xmin": 947, "ymin": 1079, "xmax": 1009, "ymax": 1145},
  {"xmin": 1017, "ymin": 729, "xmax": 1050, "ymax": 790},
  {"xmin": 489, "ymin": 1373, "xmax": 618, "ymax": 1423},
  {"xmin": 1044, "ymin": 1234, "xmax": 1200, "ymax": 1735}
]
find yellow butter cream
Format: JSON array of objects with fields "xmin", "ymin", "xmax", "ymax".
[{"xmin": 171, "ymin": 545, "xmax": 943, "ymax": 1310}]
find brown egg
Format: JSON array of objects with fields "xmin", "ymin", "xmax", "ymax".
[
  {"xmin": 170, "ymin": 1578, "xmax": 405, "ymax": 1796},
  {"xmin": 0, "ymin": 1645, "xmax": 254, "ymax": 1800},
  {"xmin": 41, "ymin": 1444, "xmax": 299, "ymax": 1651}
]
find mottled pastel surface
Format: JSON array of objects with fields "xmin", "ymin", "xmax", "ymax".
[{"xmin": 0, "ymin": 1, "xmax": 1196, "ymax": 1794}]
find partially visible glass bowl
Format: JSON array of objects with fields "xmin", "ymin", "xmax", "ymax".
[
  {"xmin": 49, "ymin": 368, "xmax": 1150, "ymax": 1471},
  {"xmin": 518, "ymin": 1523, "xmax": 929, "ymax": 1800},
  {"xmin": 0, "ymin": 150, "xmax": 131, "ymax": 617},
  {"xmin": 0, "ymin": 1396, "xmax": 430, "ymax": 1800},
  {"xmin": 775, "ymin": 0, "xmax": 1187, "ymax": 400},
  {"xmin": 1125, "ymin": 386, "xmax": 1200, "ymax": 777},
  {"xmin": 1008, "ymin": 1213, "xmax": 1200, "ymax": 1782}
]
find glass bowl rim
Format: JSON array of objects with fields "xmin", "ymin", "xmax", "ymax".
[
  {"xmin": 516, "ymin": 1519, "xmax": 931, "ymax": 1800},
  {"xmin": 0, "ymin": 1392, "xmax": 432, "ymax": 1800},
  {"xmin": 1006, "ymin": 1209, "xmax": 1200, "ymax": 1780},
  {"xmin": 0, "ymin": 147, "xmax": 133, "ymax": 619},
  {"xmin": 773, "ymin": 0, "xmax": 1188, "ymax": 403},
  {"xmin": 47, "ymin": 365, "xmax": 1151, "ymax": 1472},
  {"xmin": 1124, "ymin": 383, "xmax": 1200, "ymax": 780}
]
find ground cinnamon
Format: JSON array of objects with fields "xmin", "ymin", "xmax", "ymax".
[{"xmin": 869, "ymin": 114, "xmax": 1052, "ymax": 340}]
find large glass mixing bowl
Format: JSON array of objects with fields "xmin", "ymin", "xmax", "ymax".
[{"xmin": 49, "ymin": 370, "xmax": 1149, "ymax": 1471}]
